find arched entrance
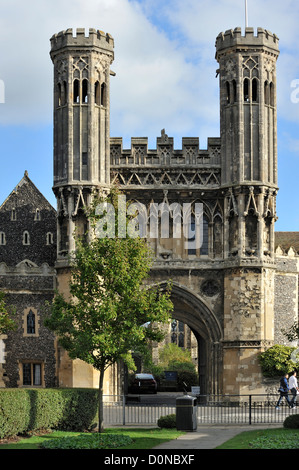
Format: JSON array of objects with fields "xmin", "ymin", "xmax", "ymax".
[{"xmin": 160, "ymin": 282, "xmax": 223, "ymax": 395}]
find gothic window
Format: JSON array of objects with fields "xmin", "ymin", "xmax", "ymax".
[
  {"xmin": 264, "ymin": 81, "xmax": 269, "ymax": 105},
  {"xmin": 27, "ymin": 310, "xmax": 36, "ymax": 335},
  {"xmin": 82, "ymin": 79, "xmax": 88, "ymax": 103},
  {"xmin": 101, "ymin": 82, "xmax": 106, "ymax": 106},
  {"xmin": 95, "ymin": 81, "xmax": 101, "ymax": 105},
  {"xmin": 23, "ymin": 231, "xmax": 30, "ymax": 246},
  {"xmin": 270, "ymin": 82, "xmax": 274, "ymax": 107},
  {"xmin": 187, "ymin": 214, "xmax": 196, "ymax": 255},
  {"xmin": 201, "ymin": 215, "xmax": 209, "ymax": 255},
  {"xmin": 252, "ymin": 78, "xmax": 258, "ymax": 102},
  {"xmin": 11, "ymin": 208, "xmax": 16, "ymax": 221},
  {"xmin": 46, "ymin": 232, "xmax": 54, "ymax": 245},
  {"xmin": 244, "ymin": 78, "xmax": 249, "ymax": 102},
  {"xmin": 73, "ymin": 79, "xmax": 80, "ymax": 103},
  {"xmin": 34, "ymin": 209, "xmax": 41, "ymax": 221},
  {"xmin": 171, "ymin": 320, "xmax": 185, "ymax": 348},
  {"xmin": 22, "ymin": 362, "xmax": 42, "ymax": 386},
  {"xmin": 0, "ymin": 232, "xmax": 6, "ymax": 245}
]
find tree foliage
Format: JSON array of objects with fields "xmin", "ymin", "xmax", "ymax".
[
  {"xmin": 259, "ymin": 344, "xmax": 299, "ymax": 378},
  {"xmin": 45, "ymin": 188, "xmax": 173, "ymax": 431},
  {"xmin": 0, "ymin": 292, "xmax": 16, "ymax": 335}
]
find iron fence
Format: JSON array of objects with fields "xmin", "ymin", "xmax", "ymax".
[{"xmin": 102, "ymin": 394, "xmax": 298, "ymax": 426}]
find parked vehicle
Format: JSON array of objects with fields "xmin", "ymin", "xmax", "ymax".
[{"xmin": 130, "ymin": 373, "xmax": 158, "ymax": 394}]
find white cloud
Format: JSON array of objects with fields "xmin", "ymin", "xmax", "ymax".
[{"xmin": 0, "ymin": 0, "xmax": 299, "ymax": 149}]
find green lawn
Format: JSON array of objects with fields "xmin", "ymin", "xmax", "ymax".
[
  {"xmin": 216, "ymin": 428, "xmax": 299, "ymax": 450},
  {"xmin": 0, "ymin": 428, "xmax": 184, "ymax": 450}
]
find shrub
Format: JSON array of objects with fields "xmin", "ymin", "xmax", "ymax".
[
  {"xmin": 283, "ymin": 414, "xmax": 299, "ymax": 429},
  {"xmin": 0, "ymin": 388, "xmax": 98, "ymax": 439},
  {"xmin": 157, "ymin": 414, "xmax": 176, "ymax": 429},
  {"xmin": 259, "ymin": 345, "xmax": 298, "ymax": 378}
]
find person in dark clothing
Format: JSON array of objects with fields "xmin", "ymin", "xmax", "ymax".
[{"xmin": 276, "ymin": 373, "xmax": 292, "ymax": 410}]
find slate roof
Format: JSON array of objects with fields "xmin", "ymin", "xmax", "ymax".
[{"xmin": 275, "ymin": 232, "xmax": 299, "ymax": 254}]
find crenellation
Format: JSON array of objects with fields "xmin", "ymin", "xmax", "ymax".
[
  {"xmin": 110, "ymin": 135, "xmax": 221, "ymax": 167},
  {"xmin": 50, "ymin": 28, "xmax": 114, "ymax": 54},
  {"xmin": 216, "ymin": 27, "xmax": 279, "ymax": 57}
]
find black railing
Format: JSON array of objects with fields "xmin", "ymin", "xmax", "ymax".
[{"xmin": 102, "ymin": 394, "xmax": 297, "ymax": 426}]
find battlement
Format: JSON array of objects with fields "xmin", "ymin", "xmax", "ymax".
[
  {"xmin": 216, "ymin": 27, "xmax": 279, "ymax": 56},
  {"xmin": 50, "ymin": 28, "xmax": 114, "ymax": 54},
  {"xmin": 110, "ymin": 134, "xmax": 221, "ymax": 167}
]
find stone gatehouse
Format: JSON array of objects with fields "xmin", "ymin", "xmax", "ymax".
[{"xmin": 0, "ymin": 25, "xmax": 298, "ymax": 395}]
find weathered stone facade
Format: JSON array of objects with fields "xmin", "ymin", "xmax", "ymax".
[
  {"xmin": 0, "ymin": 173, "xmax": 57, "ymax": 388},
  {"xmin": 0, "ymin": 26, "xmax": 298, "ymax": 395}
]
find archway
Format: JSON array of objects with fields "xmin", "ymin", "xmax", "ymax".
[{"xmin": 159, "ymin": 282, "xmax": 223, "ymax": 395}]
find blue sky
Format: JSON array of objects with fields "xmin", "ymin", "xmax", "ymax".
[{"xmin": 0, "ymin": 0, "xmax": 298, "ymax": 231}]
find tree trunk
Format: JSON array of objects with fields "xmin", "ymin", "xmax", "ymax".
[{"xmin": 98, "ymin": 366, "xmax": 105, "ymax": 433}]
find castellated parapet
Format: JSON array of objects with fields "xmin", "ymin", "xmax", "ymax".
[
  {"xmin": 216, "ymin": 27, "xmax": 279, "ymax": 57},
  {"xmin": 50, "ymin": 28, "xmax": 114, "ymax": 55}
]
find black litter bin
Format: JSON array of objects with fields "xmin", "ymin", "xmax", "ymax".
[{"xmin": 176, "ymin": 395, "xmax": 198, "ymax": 431}]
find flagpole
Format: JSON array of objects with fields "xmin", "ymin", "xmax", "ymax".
[{"xmin": 245, "ymin": 0, "xmax": 248, "ymax": 28}]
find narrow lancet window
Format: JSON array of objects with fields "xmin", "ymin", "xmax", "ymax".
[
  {"xmin": 101, "ymin": 82, "xmax": 106, "ymax": 106},
  {"xmin": 73, "ymin": 79, "xmax": 80, "ymax": 103},
  {"xmin": 82, "ymin": 79, "xmax": 88, "ymax": 103},
  {"xmin": 95, "ymin": 81, "xmax": 101, "ymax": 105},
  {"xmin": 244, "ymin": 78, "xmax": 249, "ymax": 102},
  {"xmin": 252, "ymin": 78, "xmax": 258, "ymax": 102}
]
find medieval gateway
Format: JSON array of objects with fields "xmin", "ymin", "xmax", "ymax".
[{"xmin": 0, "ymin": 25, "xmax": 298, "ymax": 396}]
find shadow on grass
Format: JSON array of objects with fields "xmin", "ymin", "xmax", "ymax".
[{"xmin": 0, "ymin": 428, "xmax": 184, "ymax": 450}]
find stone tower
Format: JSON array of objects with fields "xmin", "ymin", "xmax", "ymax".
[
  {"xmin": 50, "ymin": 28, "xmax": 114, "ymax": 264},
  {"xmin": 49, "ymin": 28, "xmax": 118, "ymax": 390},
  {"xmin": 215, "ymin": 28, "xmax": 280, "ymax": 394}
]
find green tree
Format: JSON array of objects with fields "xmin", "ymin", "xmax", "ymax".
[
  {"xmin": 45, "ymin": 189, "xmax": 173, "ymax": 432},
  {"xmin": 0, "ymin": 292, "xmax": 16, "ymax": 335},
  {"xmin": 259, "ymin": 344, "xmax": 299, "ymax": 378},
  {"xmin": 158, "ymin": 343, "xmax": 193, "ymax": 367}
]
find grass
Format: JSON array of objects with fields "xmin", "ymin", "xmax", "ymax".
[
  {"xmin": 0, "ymin": 428, "xmax": 184, "ymax": 450},
  {"xmin": 216, "ymin": 428, "xmax": 299, "ymax": 450}
]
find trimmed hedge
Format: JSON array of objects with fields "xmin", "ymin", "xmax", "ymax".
[
  {"xmin": 0, "ymin": 388, "xmax": 98, "ymax": 439},
  {"xmin": 283, "ymin": 414, "xmax": 299, "ymax": 429},
  {"xmin": 157, "ymin": 414, "xmax": 177, "ymax": 429}
]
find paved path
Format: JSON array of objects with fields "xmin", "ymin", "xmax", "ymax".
[{"xmin": 153, "ymin": 424, "xmax": 282, "ymax": 450}]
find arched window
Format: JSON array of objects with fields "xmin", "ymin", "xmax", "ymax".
[
  {"xmin": 23, "ymin": 231, "xmax": 30, "ymax": 246},
  {"xmin": 201, "ymin": 215, "xmax": 209, "ymax": 255},
  {"xmin": 82, "ymin": 79, "xmax": 88, "ymax": 103},
  {"xmin": 171, "ymin": 320, "xmax": 185, "ymax": 348},
  {"xmin": 252, "ymin": 78, "xmax": 258, "ymax": 102},
  {"xmin": 11, "ymin": 208, "xmax": 16, "ymax": 221},
  {"xmin": 0, "ymin": 232, "xmax": 6, "ymax": 246},
  {"xmin": 244, "ymin": 78, "xmax": 249, "ymax": 102},
  {"xmin": 95, "ymin": 81, "xmax": 101, "ymax": 105},
  {"xmin": 73, "ymin": 79, "xmax": 80, "ymax": 103},
  {"xmin": 34, "ymin": 209, "xmax": 41, "ymax": 221},
  {"xmin": 270, "ymin": 82, "xmax": 274, "ymax": 107},
  {"xmin": 187, "ymin": 213, "xmax": 196, "ymax": 255},
  {"xmin": 101, "ymin": 82, "xmax": 106, "ymax": 106},
  {"xmin": 264, "ymin": 81, "xmax": 269, "ymax": 105},
  {"xmin": 46, "ymin": 232, "xmax": 54, "ymax": 245},
  {"xmin": 27, "ymin": 310, "xmax": 35, "ymax": 335}
]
